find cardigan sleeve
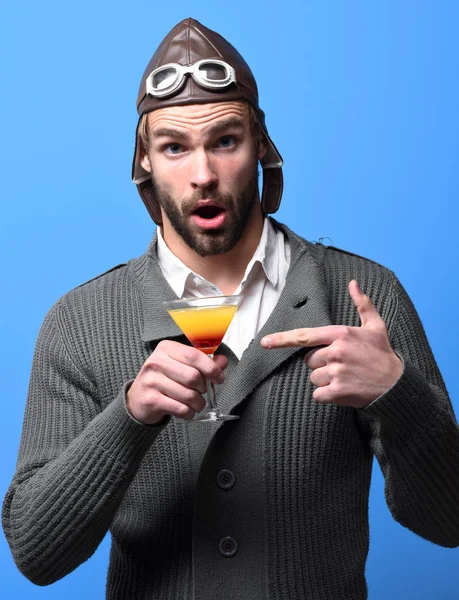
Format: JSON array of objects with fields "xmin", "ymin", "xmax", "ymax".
[
  {"xmin": 2, "ymin": 301, "xmax": 166, "ymax": 586},
  {"xmin": 357, "ymin": 273, "xmax": 459, "ymax": 547}
]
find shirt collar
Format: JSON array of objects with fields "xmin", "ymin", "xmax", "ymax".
[
  {"xmin": 156, "ymin": 217, "xmax": 280, "ymax": 298},
  {"xmin": 242, "ymin": 217, "xmax": 279, "ymax": 288},
  {"xmin": 156, "ymin": 228, "xmax": 193, "ymax": 298}
]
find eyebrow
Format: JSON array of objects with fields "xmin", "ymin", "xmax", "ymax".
[
  {"xmin": 151, "ymin": 127, "xmax": 190, "ymax": 141},
  {"xmin": 150, "ymin": 117, "xmax": 246, "ymax": 141},
  {"xmin": 206, "ymin": 117, "xmax": 246, "ymax": 135}
]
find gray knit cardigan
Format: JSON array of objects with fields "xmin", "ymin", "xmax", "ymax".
[{"xmin": 3, "ymin": 221, "xmax": 459, "ymax": 599}]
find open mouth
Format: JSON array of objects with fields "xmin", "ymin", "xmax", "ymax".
[
  {"xmin": 193, "ymin": 205, "xmax": 224, "ymax": 219},
  {"xmin": 191, "ymin": 203, "xmax": 227, "ymax": 229}
]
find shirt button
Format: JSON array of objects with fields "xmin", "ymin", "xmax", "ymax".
[
  {"xmin": 216, "ymin": 469, "xmax": 236, "ymax": 490},
  {"xmin": 218, "ymin": 536, "xmax": 238, "ymax": 557}
]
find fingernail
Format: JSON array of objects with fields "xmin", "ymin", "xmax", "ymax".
[
  {"xmin": 261, "ymin": 337, "xmax": 271, "ymax": 348},
  {"xmin": 217, "ymin": 371, "xmax": 225, "ymax": 384}
]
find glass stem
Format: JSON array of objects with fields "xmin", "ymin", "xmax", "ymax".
[{"xmin": 206, "ymin": 353, "xmax": 218, "ymax": 412}]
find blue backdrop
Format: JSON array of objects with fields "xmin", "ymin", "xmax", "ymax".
[{"xmin": 1, "ymin": 1, "xmax": 458, "ymax": 598}]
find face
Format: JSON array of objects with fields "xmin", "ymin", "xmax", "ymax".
[{"xmin": 140, "ymin": 101, "xmax": 265, "ymax": 257}]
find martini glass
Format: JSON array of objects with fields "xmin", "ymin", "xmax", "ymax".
[{"xmin": 163, "ymin": 295, "xmax": 243, "ymax": 422}]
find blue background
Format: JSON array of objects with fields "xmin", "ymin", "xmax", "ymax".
[{"xmin": 1, "ymin": 1, "xmax": 458, "ymax": 597}]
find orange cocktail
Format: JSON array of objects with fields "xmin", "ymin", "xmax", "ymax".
[
  {"xmin": 163, "ymin": 294, "xmax": 242, "ymax": 422},
  {"xmin": 167, "ymin": 305, "xmax": 238, "ymax": 355}
]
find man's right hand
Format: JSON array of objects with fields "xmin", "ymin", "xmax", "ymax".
[{"xmin": 126, "ymin": 340, "xmax": 228, "ymax": 424}]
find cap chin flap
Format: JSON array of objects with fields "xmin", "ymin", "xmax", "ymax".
[
  {"xmin": 138, "ymin": 180, "xmax": 163, "ymax": 224},
  {"xmin": 261, "ymin": 167, "xmax": 283, "ymax": 214}
]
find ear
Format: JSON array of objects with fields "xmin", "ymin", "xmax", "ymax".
[
  {"xmin": 140, "ymin": 151, "xmax": 152, "ymax": 173},
  {"xmin": 257, "ymin": 139, "xmax": 267, "ymax": 162}
]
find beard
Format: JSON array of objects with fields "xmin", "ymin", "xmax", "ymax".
[{"xmin": 152, "ymin": 160, "xmax": 260, "ymax": 257}]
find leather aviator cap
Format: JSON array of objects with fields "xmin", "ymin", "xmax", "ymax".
[{"xmin": 132, "ymin": 17, "xmax": 283, "ymax": 224}]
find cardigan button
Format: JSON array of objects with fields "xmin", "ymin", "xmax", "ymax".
[
  {"xmin": 217, "ymin": 469, "xmax": 236, "ymax": 490},
  {"xmin": 218, "ymin": 536, "xmax": 238, "ymax": 557}
]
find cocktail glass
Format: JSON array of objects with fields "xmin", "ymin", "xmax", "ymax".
[{"xmin": 163, "ymin": 295, "xmax": 243, "ymax": 422}]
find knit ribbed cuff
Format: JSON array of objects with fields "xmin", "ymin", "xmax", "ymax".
[
  {"xmin": 361, "ymin": 358, "xmax": 447, "ymax": 437},
  {"xmin": 91, "ymin": 382, "xmax": 170, "ymax": 466}
]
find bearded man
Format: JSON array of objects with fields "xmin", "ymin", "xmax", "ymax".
[{"xmin": 3, "ymin": 17, "xmax": 459, "ymax": 600}]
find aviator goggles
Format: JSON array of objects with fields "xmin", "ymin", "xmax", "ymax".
[{"xmin": 145, "ymin": 59, "xmax": 237, "ymax": 98}]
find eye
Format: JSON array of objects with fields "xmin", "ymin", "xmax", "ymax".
[
  {"xmin": 217, "ymin": 135, "xmax": 235, "ymax": 149},
  {"xmin": 164, "ymin": 143, "xmax": 185, "ymax": 155}
]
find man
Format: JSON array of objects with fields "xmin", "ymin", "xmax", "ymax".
[{"xmin": 3, "ymin": 17, "xmax": 459, "ymax": 600}]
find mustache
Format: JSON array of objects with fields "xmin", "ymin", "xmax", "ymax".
[{"xmin": 181, "ymin": 190, "xmax": 234, "ymax": 214}]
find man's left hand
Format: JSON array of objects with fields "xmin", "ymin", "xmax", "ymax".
[{"xmin": 260, "ymin": 280, "xmax": 403, "ymax": 408}]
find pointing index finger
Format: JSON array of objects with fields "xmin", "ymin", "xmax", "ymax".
[{"xmin": 260, "ymin": 326, "xmax": 343, "ymax": 349}]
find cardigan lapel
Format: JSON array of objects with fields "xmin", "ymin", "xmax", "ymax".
[{"xmin": 218, "ymin": 232, "xmax": 333, "ymax": 416}]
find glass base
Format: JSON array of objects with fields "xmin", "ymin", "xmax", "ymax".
[{"xmin": 193, "ymin": 410, "xmax": 240, "ymax": 423}]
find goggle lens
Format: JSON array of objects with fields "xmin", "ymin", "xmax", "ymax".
[
  {"xmin": 153, "ymin": 67, "xmax": 179, "ymax": 91},
  {"xmin": 197, "ymin": 62, "xmax": 229, "ymax": 82}
]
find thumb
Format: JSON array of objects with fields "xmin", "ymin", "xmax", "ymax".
[
  {"xmin": 213, "ymin": 353, "xmax": 229, "ymax": 370},
  {"xmin": 349, "ymin": 280, "xmax": 385, "ymax": 329}
]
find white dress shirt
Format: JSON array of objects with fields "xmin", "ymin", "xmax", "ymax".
[{"xmin": 157, "ymin": 218, "xmax": 291, "ymax": 359}]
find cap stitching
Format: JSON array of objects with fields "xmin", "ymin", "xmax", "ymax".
[
  {"xmin": 191, "ymin": 23, "xmax": 224, "ymax": 58},
  {"xmin": 155, "ymin": 21, "xmax": 188, "ymax": 69}
]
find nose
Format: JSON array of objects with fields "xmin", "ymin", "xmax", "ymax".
[{"xmin": 190, "ymin": 149, "xmax": 218, "ymax": 189}]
